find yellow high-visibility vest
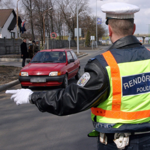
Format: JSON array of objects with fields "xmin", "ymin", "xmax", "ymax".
[{"xmin": 91, "ymin": 51, "xmax": 150, "ymax": 125}]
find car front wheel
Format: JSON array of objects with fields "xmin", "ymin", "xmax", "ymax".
[
  {"xmin": 75, "ymin": 68, "xmax": 81, "ymax": 80},
  {"xmin": 61, "ymin": 74, "xmax": 68, "ymax": 88}
]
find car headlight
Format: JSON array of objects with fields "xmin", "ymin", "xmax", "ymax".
[
  {"xmin": 20, "ymin": 72, "xmax": 28, "ymax": 76},
  {"xmin": 49, "ymin": 71, "xmax": 61, "ymax": 76}
]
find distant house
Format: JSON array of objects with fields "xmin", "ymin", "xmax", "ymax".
[{"xmin": 0, "ymin": 9, "xmax": 22, "ymax": 39}]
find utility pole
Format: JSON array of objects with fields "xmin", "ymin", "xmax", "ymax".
[
  {"xmin": 42, "ymin": 7, "xmax": 52, "ymax": 46},
  {"xmin": 96, "ymin": 0, "xmax": 97, "ymax": 47},
  {"xmin": 17, "ymin": 0, "xmax": 20, "ymax": 39}
]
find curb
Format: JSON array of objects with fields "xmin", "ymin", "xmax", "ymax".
[
  {"xmin": 78, "ymin": 53, "xmax": 88, "ymax": 58},
  {"xmin": 0, "ymin": 58, "xmax": 22, "ymax": 62},
  {"xmin": 0, "ymin": 79, "xmax": 19, "ymax": 92},
  {"xmin": 0, "ymin": 58, "xmax": 31, "ymax": 62}
]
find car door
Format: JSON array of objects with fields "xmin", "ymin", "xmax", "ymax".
[
  {"xmin": 70, "ymin": 50, "xmax": 80, "ymax": 75},
  {"xmin": 66, "ymin": 51, "xmax": 76, "ymax": 79}
]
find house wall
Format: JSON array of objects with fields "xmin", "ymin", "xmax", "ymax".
[{"xmin": 1, "ymin": 12, "xmax": 19, "ymax": 39}]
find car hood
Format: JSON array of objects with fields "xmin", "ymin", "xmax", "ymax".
[{"xmin": 21, "ymin": 63, "xmax": 65, "ymax": 75}]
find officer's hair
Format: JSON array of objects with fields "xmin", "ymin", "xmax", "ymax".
[{"xmin": 109, "ymin": 19, "xmax": 134, "ymax": 36}]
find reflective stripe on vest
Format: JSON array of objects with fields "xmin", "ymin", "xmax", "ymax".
[{"xmin": 91, "ymin": 51, "xmax": 150, "ymax": 122}]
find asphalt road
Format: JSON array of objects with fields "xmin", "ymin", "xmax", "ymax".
[{"xmin": 0, "ymin": 47, "xmax": 108, "ymax": 150}]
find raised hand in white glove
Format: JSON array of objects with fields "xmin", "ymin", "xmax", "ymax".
[{"xmin": 5, "ymin": 89, "xmax": 33, "ymax": 105}]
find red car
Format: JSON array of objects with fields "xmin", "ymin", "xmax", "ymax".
[{"xmin": 19, "ymin": 49, "xmax": 80, "ymax": 88}]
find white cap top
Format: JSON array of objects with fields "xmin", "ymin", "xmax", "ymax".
[{"xmin": 101, "ymin": 2, "xmax": 140, "ymax": 19}]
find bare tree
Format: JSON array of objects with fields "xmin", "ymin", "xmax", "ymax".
[
  {"xmin": 16, "ymin": 0, "xmax": 105, "ymax": 46},
  {"xmin": 0, "ymin": 0, "xmax": 15, "ymax": 9},
  {"xmin": 33, "ymin": 0, "xmax": 45, "ymax": 45},
  {"xmin": 80, "ymin": 15, "xmax": 105, "ymax": 40},
  {"xmin": 45, "ymin": 0, "xmax": 56, "ymax": 37},
  {"xmin": 21, "ymin": 0, "xmax": 35, "ymax": 40},
  {"xmin": 54, "ymin": 11, "xmax": 64, "ymax": 40},
  {"xmin": 56, "ymin": 0, "xmax": 90, "ymax": 40}
]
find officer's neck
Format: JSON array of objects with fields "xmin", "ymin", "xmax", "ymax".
[{"xmin": 110, "ymin": 34, "xmax": 129, "ymax": 43}]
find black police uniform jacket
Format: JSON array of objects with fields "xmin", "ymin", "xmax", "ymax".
[{"xmin": 31, "ymin": 35, "xmax": 150, "ymax": 133}]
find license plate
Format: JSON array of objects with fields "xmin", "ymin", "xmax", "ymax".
[{"xmin": 30, "ymin": 78, "xmax": 46, "ymax": 83}]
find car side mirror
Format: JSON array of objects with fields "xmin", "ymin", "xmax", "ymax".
[
  {"xmin": 68, "ymin": 59, "xmax": 75, "ymax": 63},
  {"xmin": 26, "ymin": 59, "xmax": 31, "ymax": 63}
]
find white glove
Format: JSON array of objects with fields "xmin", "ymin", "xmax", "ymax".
[{"xmin": 6, "ymin": 89, "xmax": 33, "ymax": 105}]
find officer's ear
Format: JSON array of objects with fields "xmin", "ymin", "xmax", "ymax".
[
  {"xmin": 108, "ymin": 25, "xmax": 113, "ymax": 37},
  {"xmin": 132, "ymin": 24, "xmax": 136, "ymax": 35}
]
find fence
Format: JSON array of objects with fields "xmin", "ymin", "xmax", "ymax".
[
  {"xmin": 45, "ymin": 39, "xmax": 77, "ymax": 49},
  {"xmin": 44, "ymin": 39, "xmax": 103, "ymax": 49},
  {"xmin": 0, "ymin": 38, "xmax": 22, "ymax": 55}
]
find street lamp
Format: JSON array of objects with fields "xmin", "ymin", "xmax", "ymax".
[
  {"xmin": 77, "ymin": 0, "xmax": 79, "ymax": 54},
  {"xmin": 96, "ymin": 0, "xmax": 103, "ymax": 47},
  {"xmin": 16, "ymin": 0, "xmax": 20, "ymax": 39},
  {"xmin": 148, "ymin": 24, "xmax": 150, "ymax": 44},
  {"xmin": 43, "ymin": 7, "xmax": 52, "ymax": 45}
]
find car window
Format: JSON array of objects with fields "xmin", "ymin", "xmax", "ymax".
[
  {"xmin": 56, "ymin": 52, "xmax": 66, "ymax": 62},
  {"xmin": 31, "ymin": 51, "xmax": 66, "ymax": 63},
  {"xmin": 31, "ymin": 52, "xmax": 43, "ymax": 63},
  {"xmin": 70, "ymin": 50, "xmax": 78, "ymax": 60},
  {"xmin": 67, "ymin": 51, "xmax": 73, "ymax": 61}
]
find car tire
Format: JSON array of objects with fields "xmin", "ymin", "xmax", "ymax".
[
  {"xmin": 21, "ymin": 85, "xmax": 29, "ymax": 88},
  {"xmin": 61, "ymin": 74, "xmax": 68, "ymax": 88},
  {"xmin": 75, "ymin": 68, "xmax": 81, "ymax": 80}
]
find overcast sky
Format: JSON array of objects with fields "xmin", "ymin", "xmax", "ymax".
[{"xmin": 88, "ymin": 0, "xmax": 150, "ymax": 34}]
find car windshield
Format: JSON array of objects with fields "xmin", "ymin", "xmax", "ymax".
[{"xmin": 30, "ymin": 51, "xmax": 66, "ymax": 63}]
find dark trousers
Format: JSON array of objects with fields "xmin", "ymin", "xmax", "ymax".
[
  {"xmin": 22, "ymin": 58, "xmax": 26, "ymax": 67},
  {"xmin": 97, "ymin": 133, "xmax": 150, "ymax": 150}
]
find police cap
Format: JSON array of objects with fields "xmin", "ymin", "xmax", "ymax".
[{"xmin": 101, "ymin": 2, "xmax": 140, "ymax": 25}]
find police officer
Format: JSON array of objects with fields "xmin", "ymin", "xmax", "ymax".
[
  {"xmin": 6, "ymin": 2, "xmax": 150, "ymax": 150},
  {"xmin": 21, "ymin": 38, "xmax": 28, "ymax": 67}
]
